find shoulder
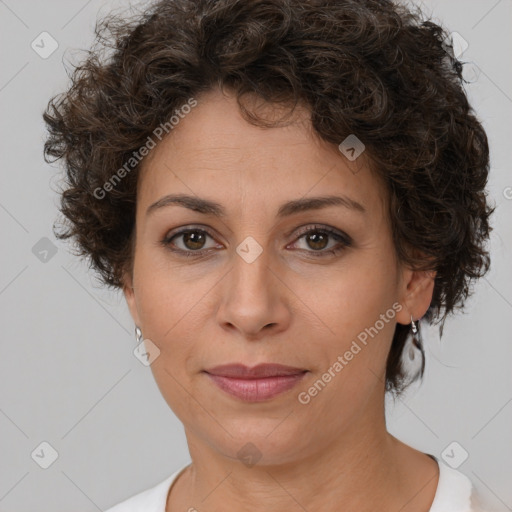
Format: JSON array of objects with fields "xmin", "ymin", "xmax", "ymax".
[
  {"xmin": 429, "ymin": 457, "xmax": 488, "ymax": 512},
  {"xmin": 103, "ymin": 467, "xmax": 185, "ymax": 512}
]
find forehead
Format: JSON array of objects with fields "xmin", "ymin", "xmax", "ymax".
[{"xmin": 137, "ymin": 88, "xmax": 387, "ymax": 220}]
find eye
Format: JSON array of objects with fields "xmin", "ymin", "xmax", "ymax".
[
  {"xmin": 160, "ymin": 224, "xmax": 352, "ymax": 259},
  {"xmin": 288, "ymin": 224, "xmax": 352, "ymax": 257},
  {"xmin": 161, "ymin": 226, "xmax": 220, "ymax": 257}
]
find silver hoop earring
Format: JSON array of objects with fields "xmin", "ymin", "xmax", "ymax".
[
  {"xmin": 400, "ymin": 315, "xmax": 425, "ymax": 384},
  {"xmin": 410, "ymin": 315, "xmax": 418, "ymax": 335},
  {"xmin": 135, "ymin": 326, "xmax": 143, "ymax": 344}
]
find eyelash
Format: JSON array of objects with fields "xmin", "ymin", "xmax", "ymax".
[{"xmin": 160, "ymin": 224, "xmax": 352, "ymax": 259}]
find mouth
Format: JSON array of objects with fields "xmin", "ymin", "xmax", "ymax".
[{"xmin": 203, "ymin": 363, "xmax": 308, "ymax": 402}]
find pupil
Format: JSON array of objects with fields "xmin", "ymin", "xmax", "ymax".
[
  {"xmin": 308, "ymin": 232, "xmax": 327, "ymax": 250},
  {"xmin": 184, "ymin": 231, "xmax": 205, "ymax": 250},
  {"xmin": 181, "ymin": 231, "xmax": 329, "ymax": 251}
]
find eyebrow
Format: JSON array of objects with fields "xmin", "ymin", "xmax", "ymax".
[{"xmin": 146, "ymin": 193, "xmax": 366, "ymax": 218}]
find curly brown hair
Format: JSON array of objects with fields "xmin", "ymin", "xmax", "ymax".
[{"xmin": 43, "ymin": 0, "xmax": 494, "ymax": 396}]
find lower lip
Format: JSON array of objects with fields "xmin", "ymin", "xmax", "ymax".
[{"xmin": 205, "ymin": 372, "xmax": 307, "ymax": 402}]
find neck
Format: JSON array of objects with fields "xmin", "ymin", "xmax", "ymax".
[{"xmin": 166, "ymin": 388, "xmax": 438, "ymax": 512}]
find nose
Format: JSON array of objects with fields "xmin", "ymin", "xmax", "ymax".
[{"xmin": 215, "ymin": 241, "xmax": 292, "ymax": 341}]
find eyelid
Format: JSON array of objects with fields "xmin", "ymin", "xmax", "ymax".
[
  {"xmin": 291, "ymin": 224, "xmax": 353, "ymax": 246},
  {"xmin": 162, "ymin": 223, "xmax": 352, "ymax": 255},
  {"xmin": 164, "ymin": 224, "xmax": 218, "ymax": 241},
  {"xmin": 164, "ymin": 223, "xmax": 350, "ymax": 243}
]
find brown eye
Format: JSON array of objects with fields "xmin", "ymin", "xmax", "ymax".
[
  {"xmin": 180, "ymin": 231, "xmax": 207, "ymax": 250},
  {"xmin": 304, "ymin": 231, "xmax": 329, "ymax": 251},
  {"xmin": 290, "ymin": 225, "xmax": 353, "ymax": 257},
  {"xmin": 162, "ymin": 227, "xmax": 219, "ymax": 256}
]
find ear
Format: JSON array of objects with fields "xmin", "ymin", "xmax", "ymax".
[
  {"xmin": 122, "ymin": 270, "xmax": 141, "ymax": 327},
  {"xmin": 395, "ymin": 265, "xmax": 437, "ymax": 325}
]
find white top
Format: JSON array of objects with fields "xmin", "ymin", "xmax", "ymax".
[{"xmin": 104, "ymin": 456, "xmax": 486, "ymax": 512}]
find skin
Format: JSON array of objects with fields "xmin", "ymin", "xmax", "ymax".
[{"xmin": 123, "ymin": 86, "xmax": 439, "ymax": 512}]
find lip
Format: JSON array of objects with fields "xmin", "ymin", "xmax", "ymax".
[
  {"xmin": 205, "ymin": 363, "xmax": 307, "ymax": 378},
  {"xmin": 203, "ymin": 364, "xmax": 308, "ymax": 402}
]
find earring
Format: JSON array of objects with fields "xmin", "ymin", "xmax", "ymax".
[
  {"xmin": 135, "ymin": 325, "xmax": 143, "ymax": 344},
  {"xmin": 410, "ymin": 315, "xmax": 418, "ymax": 335},
  {"xmin": 401, "ymin": 315, "xmax": 425, "ymax": 384},
  {"xmin": 408, "ymin": 315, "xmax": 419, "ymax": 361}
]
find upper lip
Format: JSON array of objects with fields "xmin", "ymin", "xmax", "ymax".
[{"xmin": 204, "ymin": 363, "xmax": 307, "ymax": 379}]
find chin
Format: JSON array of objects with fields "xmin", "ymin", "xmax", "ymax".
[{"xmin": 199, "ymin": 416, "xmax": 318, "ymax": 468}]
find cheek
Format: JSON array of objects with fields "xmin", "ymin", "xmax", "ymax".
[
  {"xmin": 133, "ymin": 252, "xmax": 221, "ymax": 388},
  {"xmin": 134, "ymin": 241, "xmax": 209, "ymax": 331},
  {"xmin": 295, "ymin": 249, "xmax": 399, "ymax": 394},
  {"xmin": 133, "ymin": 267, "xmax": 206, "ymax": 420},
  {"xmin": 303, "ymin": 256, "xmax": 397, "ymax": 343},
  {"xmin": 137, "ymin": 281, "xmax": 200, "ymax": 353}
]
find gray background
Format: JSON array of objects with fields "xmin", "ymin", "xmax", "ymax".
[{"xmin": 0, "ymin": 0, "xmax": 511, "ymax": 510}]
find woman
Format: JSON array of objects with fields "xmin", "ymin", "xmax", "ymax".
[{"xmin": 43, "ymin": 0, "xmax": 494, "ymax": 510}]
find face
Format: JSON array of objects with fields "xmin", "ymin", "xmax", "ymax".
[{"xmin": 123, "ymin": 87, "xmax": 434, "ymax": 466}]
